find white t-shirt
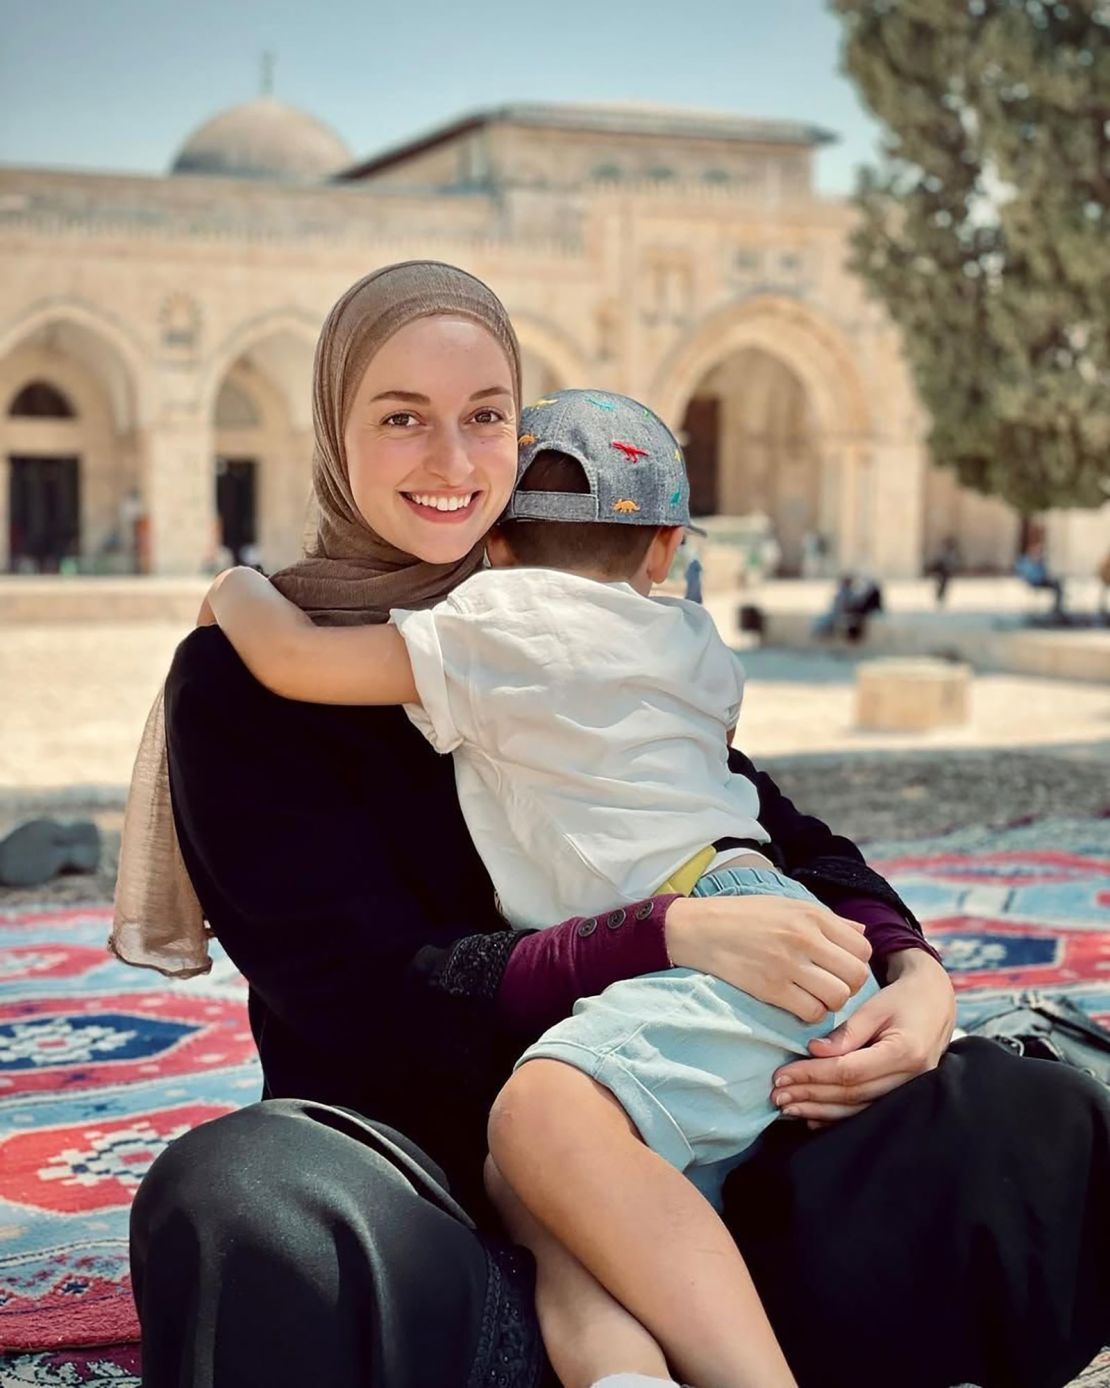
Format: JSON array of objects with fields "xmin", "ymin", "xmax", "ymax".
[{"xmin": 392, "ymin": 568, "xmax": 767, "ymax": 930}]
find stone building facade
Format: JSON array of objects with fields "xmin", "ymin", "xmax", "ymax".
[{"xmin": 0, "ymin": 98, "xmax": 1102, "ymax": 578}]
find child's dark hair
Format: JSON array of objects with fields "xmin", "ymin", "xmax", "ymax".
[{"xmin": 496, "ymin": 451, "xmax": 660, "ymax": 578}]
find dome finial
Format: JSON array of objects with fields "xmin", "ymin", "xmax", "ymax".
[{"xmin": 260, "ymin": 50, "xmax": 275, "ymax": 98}]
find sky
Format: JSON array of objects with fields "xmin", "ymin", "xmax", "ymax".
[{"xmin": 0, "ymin": 0, "xmax": 884, "ymax": 196}]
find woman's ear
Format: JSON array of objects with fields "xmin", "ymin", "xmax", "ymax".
[
  {"xmin": 486, "ymin": 527, "xmax": 514, "ymax": 569},
  {"xmin": 645, "ymin": 527, "xmax": 686, "ymax": 584}
]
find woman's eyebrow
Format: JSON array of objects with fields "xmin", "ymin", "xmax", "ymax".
[
  {"xmin": 369, "ymin": 389, "xmax": 429, "ymax": 403},
  {"xmin": 368, "ymin": 385, "xmax": 512, "ymax": 404}
]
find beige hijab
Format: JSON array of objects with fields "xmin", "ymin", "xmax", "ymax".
[{"xmin": 110, "ymin": 261, "xmax": 522, "ymax": 977}]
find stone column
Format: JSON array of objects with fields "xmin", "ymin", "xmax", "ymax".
[
  {"xmin": 141, "ymin": 416, "xmax": 216, "ymax": 575},
  {"xmin": 829, "ymin": 443, "xmax": 862, "ymax": 572},
  {"xmin": 863, "ymin": 440, "xmax": 926, "ymax": 578}
]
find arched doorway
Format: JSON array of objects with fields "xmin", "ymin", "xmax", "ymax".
[
  {"xmin": 0, "ymin": 320, "xmax": 141, "ymax": 573},
  {"xmin": 677, "ymin": 349, "xmax": 822, "ymax": 573},
  {"xmin": 651, "ymin": 297, "xmax": 875, "ymax": 576},
  {"xmin": 207, "ymin": 327, "xmax": 315, "ymax": 571}
]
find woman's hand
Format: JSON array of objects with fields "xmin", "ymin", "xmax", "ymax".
[
  {"xmin": 770, "ymin": 949, "xmax": 956, "ymax": 1127},
  {"xmin": 664, "ymin": 893, "xmax": 874, "ymax": 1023}
]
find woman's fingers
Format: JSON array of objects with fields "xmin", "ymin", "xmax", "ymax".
[
  {"xmin": 773, "ymin": 1071, "xmax": 913, "ymax": 1111},
  {"xmin": 773, "ymin": 1029, "xmax": 907, "ymax": 1091}
]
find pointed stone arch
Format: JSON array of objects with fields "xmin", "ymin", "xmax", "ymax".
[
  {"xmin": 648, "ymin": 295, "xmax": 876, "ymax": 572},
  {"xmin": 650, "ymin": 294, "xmax": 870, "ymax": 440},
  {"xmin": 0, "ymin": 304, "xmax": 146, "ymax": 571}
]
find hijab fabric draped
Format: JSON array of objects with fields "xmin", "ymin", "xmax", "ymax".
[{"xmin": 110, "ymin": 261, "xmax": 522, "ymax": 977}]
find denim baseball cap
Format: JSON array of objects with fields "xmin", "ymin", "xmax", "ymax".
[{"xmin": 505, "ymin": 388, "xmax": 706, "ymax": 535}]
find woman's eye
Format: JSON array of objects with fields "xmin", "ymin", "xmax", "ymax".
[
  {"xmin": 383, "ymin": 412, "xmax": 419, "ymax": 428},
  {"xmin": 472, "ymin": 408, "xmax": 504, "ymax": 425}
]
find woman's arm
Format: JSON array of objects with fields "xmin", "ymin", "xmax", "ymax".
[
  {"xmin": 207, "ymin": 566, "xmax": 418, "ymax": 706},
  {"xmin": 729, "ymin": 746, "xmax": 942, "ymax": 972}
]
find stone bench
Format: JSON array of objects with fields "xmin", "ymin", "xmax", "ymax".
[{"xmin": 855, "ymin": 657, "xmax": 971, "ymax": 732}]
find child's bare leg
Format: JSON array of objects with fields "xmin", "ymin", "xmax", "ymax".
[
  {"xmin": 484, "ymin": 1155, "xmax": 672, "ymax": 1388},
  {"xmin": 488, "ymin": 1060, "xmax": 797, "ymax": 1388}
]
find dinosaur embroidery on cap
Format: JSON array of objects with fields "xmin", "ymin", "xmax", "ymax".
[
  {"xmin": 588, "ymin": 396, "xmax": 617, "ymax": 411},
  {"xmin": 518, "ymin": 433, "xmax": 537, "ymax": 445},
  {"xmin": 532, "ymin": 398, "xmax": 558, "ymax": 407},
  {"xmin": 669, "ymin": 489, "xmax": 682, "ymax": 505},
  {"xmin": 612, "ymin": 498, "xmax": 641, "ymax": 514},
  {"xmin": 611, "ymin": 441, "xmax": 649, "ymax": 461}
]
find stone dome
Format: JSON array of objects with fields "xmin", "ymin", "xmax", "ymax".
[{"xmin": 171, "ymin": 98, "xmax": 353, "ymax": 182}]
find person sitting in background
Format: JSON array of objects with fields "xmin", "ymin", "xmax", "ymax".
[
  {"xmin": 812, "ymin": 572, "xmax": 883, "ymax": 644},
  {"xmin": 1015, "ymin": 537, "xmax": 1064, "ymax": 616}
]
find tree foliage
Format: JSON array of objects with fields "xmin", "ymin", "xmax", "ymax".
[{"xmin": 831, "ymin": 0, "xmax": 1109, "ymax": 512}]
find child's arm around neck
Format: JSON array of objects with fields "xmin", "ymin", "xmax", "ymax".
[{"xmin": 206, "ymin": 566, "xmax": 419, "ymax": 707}]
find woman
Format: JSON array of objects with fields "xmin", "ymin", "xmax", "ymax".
[{"xmin": 123, "ymin": 263, "xmax": 1109, "ymax": 1388}]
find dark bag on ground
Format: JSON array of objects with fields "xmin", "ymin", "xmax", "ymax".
[{"xmin": 965, "ymin": 990, "xmax": 1110, "ymax": 1091}]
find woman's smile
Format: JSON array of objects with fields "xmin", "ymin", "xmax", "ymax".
[{"xmin": 401, "ymin": 489, "xmax": 481, "ymax": 521}]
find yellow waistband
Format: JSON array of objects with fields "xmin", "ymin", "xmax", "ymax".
[{"xmin": 657, "ymin": 845, "xmax": 718, "ymax": 897}]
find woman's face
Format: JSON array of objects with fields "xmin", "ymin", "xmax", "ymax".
[{"xmin": 343, "ymin": 315, "xmax": 518, "ymax": 564}]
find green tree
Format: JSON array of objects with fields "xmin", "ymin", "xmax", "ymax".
[{"xmin": 831, "ymin": 0, "xmax": 1109, "ymax": 514}]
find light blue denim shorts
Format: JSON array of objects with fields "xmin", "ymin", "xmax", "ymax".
[{"xmin": 515, "ymin": 865, "xmax": 880, "ymax": 1211}]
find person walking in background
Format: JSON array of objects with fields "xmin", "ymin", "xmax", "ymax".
[
  {"xmin": 800, "ymin": 529, "xmax": 828, "ymax": 580},
  {"xmin": 683, "ymin": 544, "xmax": 704, "ymax": 604},
  {"xmin": 928, "ymin": 535, "xmax": 960, "ymax": 606}
]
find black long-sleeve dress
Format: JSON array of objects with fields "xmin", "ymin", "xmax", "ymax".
[{"xmin": 131, "ymin": 627, "xmax": 1110, "ymax": 1388}]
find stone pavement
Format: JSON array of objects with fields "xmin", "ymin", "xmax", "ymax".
[{"xmin": 1, "ymin": 618, "xmax": 1108, "ymax": 791}]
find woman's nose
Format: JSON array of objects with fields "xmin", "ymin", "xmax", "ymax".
[{"xmin": 425, "ymin": 427, "xmax": 474, "ymax": 484}]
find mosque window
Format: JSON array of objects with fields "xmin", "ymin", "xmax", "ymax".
[
  {"xmin": 647, "ymin": 166, "xmax": 675, "ymax": 181},
  {"xmin": 9, "ymin": 381, "xmax": 76, "ymax": 418},
  {"xmin": 703, "ymin": 169, "xmax": 730, "ymax": 184},
  {"xmin": 593, "ymin": 163, "xmax": 622, "ymax": 181}
]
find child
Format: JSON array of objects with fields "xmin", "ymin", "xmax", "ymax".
[{"xmin": 205, "ymin": 390, "xmax": 879, "ymax": 1388}]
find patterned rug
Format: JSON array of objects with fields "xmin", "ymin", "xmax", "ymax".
[
  {"xmin": 1, "ymin": 816, "xmax": 1108, "ymax": 1386},
  {"xmin": 0, "ymin": 907, "xmax": 258, "ymax": 1376}
]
